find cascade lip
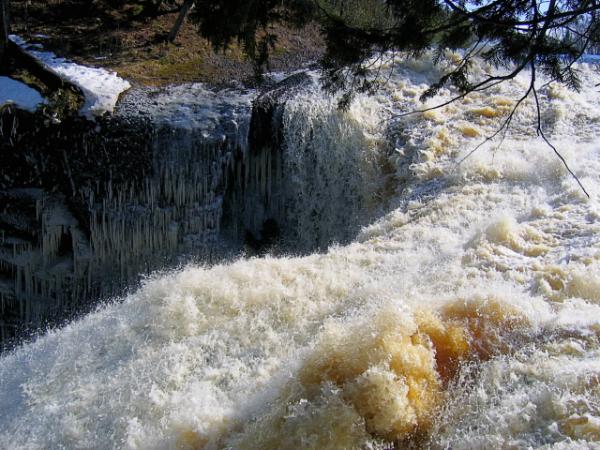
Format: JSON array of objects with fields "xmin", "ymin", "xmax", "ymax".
[{"xmin": 115, "ymin": 83, "xmax": 255, "ymax": 137}]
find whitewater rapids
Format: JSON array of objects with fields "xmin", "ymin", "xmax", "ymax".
[{"xmin": 1, "ymin": 54, "xmax": 600, "ymax": 449}]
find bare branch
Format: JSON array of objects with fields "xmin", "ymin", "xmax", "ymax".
[
  {"xmin": 454, "ymin": 74, "xmax": 536, "ymax": 168},
  {"xmin": 531, "ymin": 73, "xmax": 591, "ymax": 197}
]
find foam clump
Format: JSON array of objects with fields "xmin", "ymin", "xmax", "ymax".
[
  {"xmin": 535, "ymin": 262, "xmax": 600, "ymax": 303},
  {"xmin": 223, "ymin": 297, "xmax": 527, "ymax": 448},
  {"xmin": 176, "ymin": 430, "xmax": 208, "ymax": 450},
  {"xmin": 465, "ymin": 217, "xmax": 553, "ymax": 271},
  {"xmin": 561, "ymin": 414, "xmax": 600, "ymax": 441}
]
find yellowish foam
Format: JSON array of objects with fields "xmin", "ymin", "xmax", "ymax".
[
  {"xmin": 222, "ymin": 297, "xmax": 528, "ymax": 448},
  {"xmin": 176, "ymin": 431, "xmax": 208, "ymax": 450},
  {"xmin": 535, "ymin": 263, "xmax": 600, "ymax": 302},
  {"xmin": 492, "ymin": 96, "xmax": 514, "ymax": 107},
  {"xmin": 566, "ymin": 271, "xmax": 600, "ymax": 302},
  {"xmin": 561, "ymin": 415, "xmax": 600, "ymax": 441},
  {"xmin": 422, "ymin": 109, "xmax": 445, "ymax": 124},
  {"xmin": 457, "ymin": 124, "xmax": 480, "ymax": 138},
  {"xmin": 470, "ymin": 106, "xmax": 503, "ymax": 118},
  {"xmin": 473, "ymin": 217, "xmax": 553, "ymax": 259}
]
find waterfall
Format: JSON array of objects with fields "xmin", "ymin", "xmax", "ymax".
[
  {"xmin": 0, "ymin": 76, "xmax": 391, "ymax": 344},
  {"xmin": 1, "ymin": 54, "xmax": 600, "ymax": 449},
  {"xmin": 223, "ymin": 72, "xmax": 393, "ymax": 253}
]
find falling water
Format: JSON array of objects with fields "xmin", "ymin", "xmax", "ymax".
[{"xmin": 1, "ymin": 53, "xmax": 600, "ymax": 449}]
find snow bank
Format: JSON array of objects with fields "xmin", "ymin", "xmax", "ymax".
[
  {"xmin": 0, "ymin": 76, "xmax": 45, "ymax": 111},
  {"xmin": 9, "ymin": 35, "xmax": 131, "ymax": 119}
]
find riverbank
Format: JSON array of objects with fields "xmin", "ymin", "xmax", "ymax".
[{"xmin": 8, "ymin": 0, "xmax": 324, "ymax": 87}]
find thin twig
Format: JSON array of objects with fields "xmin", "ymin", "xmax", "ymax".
[
  {"xmin": 532, "ymin": 78, "xmax": 591, "ymax": 198},
  {"xmin": 454, "ymin": 78, "xmax": 535, "ymax": 168}
]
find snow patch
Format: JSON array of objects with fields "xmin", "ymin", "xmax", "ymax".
[
  {"xmin": 581, "ymin": 53, "xmax": 600, "ymax": 63},
  {"xmin": 0, "ymin": 76, "xmax": 45, "ymax": 111},
  {"xmin": 9, "ymin": 35, "xmax": 130, "ymax": 119}
]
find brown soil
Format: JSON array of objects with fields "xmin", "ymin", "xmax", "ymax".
[{"xmin": 8, "ymin": 1, "xmax": 324, "ymax": 87}]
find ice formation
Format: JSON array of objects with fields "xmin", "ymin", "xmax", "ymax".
[
  {"xmin": 0, "ymin": 83, "xmax": 255, "ymax": 340},
  {"xmin": 1, "ymin": 53, "xmax": 600, "ymax": 449}
]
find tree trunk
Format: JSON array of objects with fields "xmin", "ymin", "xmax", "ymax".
[
  {"xmin": 0, "ymin": 0, "xmax": 9, "ymax": 65},
  {"xmin": 168, "ymin": 0, "xmax": 194, "ymax": 43}
]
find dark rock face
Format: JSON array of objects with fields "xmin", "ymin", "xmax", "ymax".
[
  {"xmin": 0, "ymin": 0, "xmax": 7, "ymax": 65},
  {"xmin": 0, "ymin": 107, "xmax": 153, "ymax": 195}
]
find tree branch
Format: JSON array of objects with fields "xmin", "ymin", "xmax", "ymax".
[{"xmin": 531, "ymin": 66, "xmax": 591, "ymax": 197}]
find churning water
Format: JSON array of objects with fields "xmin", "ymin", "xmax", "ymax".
[{"xmin": 1, "ymin": 53, "xmax": 600, "ymax": 449}]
